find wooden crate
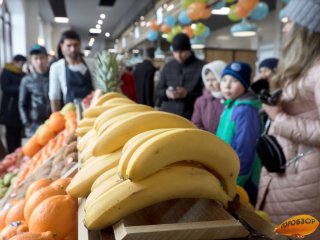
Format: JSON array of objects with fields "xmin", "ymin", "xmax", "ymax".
[{"xmin": 112, "ymin": 199, "xmax": 248, "ymax": 240}]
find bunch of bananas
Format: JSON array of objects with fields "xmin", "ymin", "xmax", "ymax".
[{"xmin": 68, "ymin": 92, "xmax": 240, "ymax": 231}]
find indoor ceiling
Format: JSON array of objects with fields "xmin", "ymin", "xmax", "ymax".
[
  {"xmin": 39, "ymin": 0, "xmax": 277, "ymax": 53},
  {"xmin": 39, "ymin": 0, "xmax": 157, "ymax": 51}
]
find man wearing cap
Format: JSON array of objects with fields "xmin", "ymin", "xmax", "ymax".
[
  {"xmin": 156, "ymin": 33, "xmax": 205, "ymax": 119},
  {"xmin": 49, "ymin": 30, "xmax": 93, "ymax": 112},
  {"xmin": 19, "ymin": 44, "xmax": 51, "ymax": 137}
]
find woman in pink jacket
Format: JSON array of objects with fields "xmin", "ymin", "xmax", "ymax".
[
  {"xmin": 257, "ymin": 0, "xmax": 320, "ymax": 236},
  {"xmin": 191, "ymin": 60, "xmax": 226, "ymax": 134}
]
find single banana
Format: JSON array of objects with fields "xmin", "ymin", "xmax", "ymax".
[
  {"xmin": 84, "ymin": 164, "xmax": 231, "ymax": 230},
  {"xmin": 66, "ymin": 149, "xmax": 122, "ymax": 198},
  {"xmin": 118, "ymin": 129, "xmax": 172, "ymax": 178},
  {"xmin": 102, "ymin": 97, "xmax": 135, "ymax": 107},
  {"xmin": 91, "ymin": 166, "xmax": 118, "ymax": 191},
  {"xmin": 97, "ymin": 112, "xmax": 145, "ymax": 136},
  {"xmin": 81, "ymin": 154, "xmax": 109, "ymax": 169},
  {"xmin": 125, "ymin": 128, "xmax": 239, "ymax": 198},
  {"xmin": 77, "ymin": 129, "xmax": 96, "ymax": 153},
  {"xmin": 79, "ymin": 139, "xmax": 98, "ymax": 162},
  {"xmin": 78, "ymin": 117, "xmax": 96, "ymax": 128},
  {"xmin": 94, "ymin": 104, "xmax": 153, "ymax": 131},
  {"xmin": 93, "ymin": 111, "xmax": 196, "ymax": 156},
  {"xmin": 76, "ymin": 126, "xmax": 91, "ymax": 137},
  {"xmin": 85, "ymin": 174, "xmax": 123, "ymax": 211},
  {"xmin": 82, "ymin": 105, "xmax": 110, "ymax": 118},
  {"xmin": 93, "ymin": 92, "xmax": 127, "ymax": 107}
]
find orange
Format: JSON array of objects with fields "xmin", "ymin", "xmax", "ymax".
[
  {"xmin": 48, "ymin": 113, "xmax": 65, "ymax": 133},
  {"xmin": 8, "ymin": 231, "xmax": 56, "ymax": 240},
  {"xmin": 0, "ymin": 220, "xmax": 28, "ymax": 240},
  {"xmin": 22, "ymin": 135, "xmax": 42, "ymax": 157},
  {"xmin": 25, "ymin": 178, "xmax": 53, "ymax": 200},
  {"xmin": 29, "ymin": 195, "xmax": 77, "ymax": 239},
  {"xmin": 5, "ymin": 200, "xmax": 25, "ymax": 225},
  {"xmin": 36, "ymin": 125, "xmax": 56, "ymax": 146},
  {"xmin": 24, "ymin": 185, "xmax": 66, "ymax": 223},
  {"xmin": 0, "ymin": 209, "xmax": 9, "ymax": 231},
  {"xmin": 50, "ymin": 178, "xmax": 72, "ymax": 189}
]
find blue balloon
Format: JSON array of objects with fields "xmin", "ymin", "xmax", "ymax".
[
  {"xmin": 178, "ymin": 11, "xmax": 192, "ymax": 25},
  {"xmin": 250, "ymin": 2, "xmax": 269, "ymax": 21},
  {"xmin": 278, "ymin": 8, "xmax": 287, "ymax": 22},
  {"xmin": 191, "ymin": 36, "xmax": 206, "ymax": 45},
  {"xmin": 212, "ymin": 1, "xmax": 225, "ymax": 10},
  {"xmin": 164, "ymin": 15, "xmax": 176, "ymax": 27},
  {"xmin": 147, "ymin": 30, "xmax": 159, "ymax": 42},
  {"xmin": 202, "ymin": 26, "xmax": 211, "ymax": 38}
]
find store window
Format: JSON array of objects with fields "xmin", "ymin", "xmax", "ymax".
[{"xmin": 0, "ymin": 0, "xmax": 12, "ymax": 67}]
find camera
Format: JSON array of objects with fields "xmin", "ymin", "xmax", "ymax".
[{"xmin": 251, "ymin": 79, "xmax": 282, "ymax": 106}]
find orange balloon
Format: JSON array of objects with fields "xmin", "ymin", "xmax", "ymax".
[
  {"xmin": 187, "ymin": 2, "xmax": 206, "ymax": 20},
  {"xmin": 183, "ymin": 26, "xmax": 194, "ymax": 38},
  {"xmin": 236, "ymin": 4, "xmax": 250, "ymax": 18},
  {"xmin": 202, "ymin": 7, "xmax": 212, "ymax": 19},
  {"xmin": 150, "ymin": 19, "xmax": 160, "ymax": 31},
  {"xmin": 161, "ymin": 25, "xmax": 171, "ymax": 34},
  {"xmin": 238, "ymin": 0, "xmax": 259, "ymax": 12}
]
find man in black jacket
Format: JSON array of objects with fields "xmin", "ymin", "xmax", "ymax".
[
  {"xmin": 0, "ymin": 54, "xmax": 26, "ymax": 153},
  {"xmin": 133, "ymin": 47, "xmax": 156, "ymax": 107},
  {"xmin": 157, "ymin": 33, "xmax": 205, "ymax": 119},
  {"xmin": 19, "ymin": 44, "xmax": 51, "ymax": 137}
]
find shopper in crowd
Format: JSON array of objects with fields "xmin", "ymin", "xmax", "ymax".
[
  {"xmin": 19, "ymin": 44, "xmax": 51, "ymax": 137},
  {"xmin": 0, "ymin": 54, "xmax": 27, "ymax": 153},
  {"xmin": 191, "ymin": 60, "xmax": 226, "ymax": 134},
  {"xmin": 120, "ymin": 65, "xmax": 137, "ymax": 101},
  {"xmin": 254, "ymin": 58, "xmax": 279, "ymax": 91},
  {"xmin": 49, "ymin": 30, "xmax": 93, "ymax": 112},
  {"xmin": 156, "ymin": 33, "xmax": 205, "ymax": 119},
  {"xmin": 257, "ymin": 0, "xmax": 320, "ymax": 230},
  {"xmin": 216, "ymin": 61, "xmax": 261, "ymax": 204},
  {"xmin": 133, "ymin": 47, "xmax": 156, "ymax": 107}
]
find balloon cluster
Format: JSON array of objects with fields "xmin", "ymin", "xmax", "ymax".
[
  {"xmin": 147, "ymin": 0, "xmax": 212, "ymax": 43},
  {"xmin": 224, "ymin": 0, "xmax": 269, "ymax": 22}
]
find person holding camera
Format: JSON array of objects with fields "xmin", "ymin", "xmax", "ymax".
[
  {"xmin": 257, "ymin": 0, "xmax": 320, "ymax": 230},
  {"xmin": 191, "ymin": 60, "xmax": 226, "ymax": 134},
  {"xmin": 216, "ymin": 61, "xmax": 262, "ymax": 205}
]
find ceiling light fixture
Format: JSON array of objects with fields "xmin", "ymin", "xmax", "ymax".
[
  {"xmin": 163, "ymin": 3, "xmax": 168, "ymax": 8},
  {"xmin": 191, "ymin": 23, "xmax": 196, "ymax": 29},
  {"xmin": 54, "ymin": 17, "xmax": 69, "ymax": 23},
  {"xmin": 161, "ymin": 34, "xmax": 168, "ymax": 38},
  {"xmin": 140, "ymin": 16, "xmax": 144, "ymax": 21},
  {"xmin": 98, "ymin": 19, "xmax": 103, "ymax": 25},
  {"xmin": 167, "ymin": 4, "xmax": 174, "ymax": 12},
  {"xmin": 140, "ymin": 21, "xmax": 146, "ymax": 27},
  {"xmin": 231, "ymin": 19, "xmax": 257, "ymax": 37},
  {"xmin": 108, "ymin": 49, "xmax": 116, "ymax": 53},
  {"xmin": 89, "ymin": 38, "xmax": 95, "ymax": 47},
  {"xmin": 146, "ymin": 21, "xmax": 151, "ymax": 27},
  {"xmin": 84, "ymin": 50, "xmax": 90, "ymax": 57},
  {"xmin": 89, "ymin": 28, "xmax": 102, "ymax": 34},
  {"xmin": 211, "ymin": 7, "xmax": 230, "ymax": 15},
  {"xmin": 132, "ymin": 49, "xmax": 139, "ymax": 54},
  {"xmin": 105, "ymin": 32, "xmax": 111, "ymax": 37},
  {"xmin": 96, "ymin": 24, "xmax": 101, "ymax": 29},
  {"xmin": 100, "ymin": 14, "xmax": 106, "ymax": 19}
]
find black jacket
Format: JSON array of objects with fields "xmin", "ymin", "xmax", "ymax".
[
  {"xmin": 133, "ymin": 59, "xmax": 156, "ymax": 107},
  {"xmin": 157, "ymin": 54, "xmax": 205, "ymax": 119},
  {"xmin": 18, "ymin": 72, "xmax": 51, "ymax": 125},
  {"xmin": 0, "ymin": 64, "xmax": 25, "ymax": 127}
]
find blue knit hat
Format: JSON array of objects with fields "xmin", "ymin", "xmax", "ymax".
[
  {"xmin": 259, "ymin": 58, "xmax": 279, "ymax": 71},
  {"xmin": 221, "ymin": 61, "xmax": 252, "ymax": 90}
]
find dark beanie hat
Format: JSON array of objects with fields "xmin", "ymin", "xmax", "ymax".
[
  {"xmin": 222, "ymin": 61, "xmax": 252, "ymax": 90},
  {"xmin": 172, "ymin": 33, "xmax": 191, "ymax": 51},
  {"xmin": 259, "ymin": 58, "xmax": 279, "ymax": 71}
]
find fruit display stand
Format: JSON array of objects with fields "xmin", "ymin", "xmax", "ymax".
[{"xmin": 74, "ymin": 93, "xmax": 290, "ymax": 240}]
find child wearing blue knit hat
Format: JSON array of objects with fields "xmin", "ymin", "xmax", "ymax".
[{"xmin": 216, "ymin": 61, "xmax": 262, "ymax": 205}]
